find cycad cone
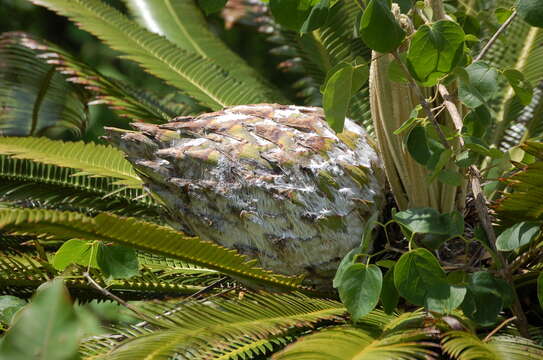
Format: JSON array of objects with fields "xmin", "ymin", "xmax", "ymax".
[{"xmin": 107, "ymin": 104, "xmax": 384, "ymax": 287}]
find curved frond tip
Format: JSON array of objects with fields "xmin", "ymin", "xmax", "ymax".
[
  {"xmin": 442, "ymin": 330, "xmax": 543, "ymax": 360},
  {"xmin": 0, "ymin": 137, "xmax": 142, "ymax": 188},
  {"xmin": 30, "ymin": 0, "xmax": 287, "ymax": 109}
]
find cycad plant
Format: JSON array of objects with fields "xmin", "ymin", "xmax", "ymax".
[{"xmin": 1, "ymin": 0, "xmax": 543, "ymax": 359}]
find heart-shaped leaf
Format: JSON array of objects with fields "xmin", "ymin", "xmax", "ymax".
[
  {"xmin": 359, "ymin": 0, "xmax": 405, "ymax": 53},
  {"xmin": 52, "ymin": 239, "xmax": 98, "ymax": 270},
  {"xmin": 407, "ymin": 20, "xmax": 465, "ymax": 86},
  {"xmin": 496, "ymin": 221, "xmax": 540, "ymax": 251},
  {"xmin": 337, "ymin": 263, "xmax": 382, "ymax": 322},
  {"xmin": 97, "ymin": 243, "xmax": 139, "ymax": 280},
  {"xmin": 459, "ymin": 61, "xmax": 500, "ymax": 108},
  {"xmin": 394, "ymin": 248, "xmax": 466, "ymax": 313}
]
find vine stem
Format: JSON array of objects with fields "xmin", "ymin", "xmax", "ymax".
[
  {"xmin": 474, "ymin": 11, "xmax": 517, "ymax": 62},
  {"xmin": 484, "ymin": 316, "xmax": 517, "ymax": 342},
  {"xmin": 391, "ymin": 51, "xmax": 450, "ymax": 149},
  {"xmin": 83, "ymin": 272, "xmax": 156, "ymax": 323},
  {"xmin": 430, "ymin": 0, "xmax": 530, "ymax": 337}
]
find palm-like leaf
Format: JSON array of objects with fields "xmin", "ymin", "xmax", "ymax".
[
  {"xmin": 0, "ymin": 32, "xmax": 89, "ymax": 138},
  {"xmin": 3, "ymin": 31, "xmax": 184, "ymax": 125},
  {"xmin": 30, "ymin": 0, "xmax": 286, "ymax": 109},
  {"xmin": 123, "ymin": 0, "xmax": 276, "ymax": 90},
  {"xmin": 274, "ymin": 326, "xmax": 436, "ymax": 360},
  {"xmin": 442, "ymin": 331, "xmax": 543, "ymax": 360},
  {"xmin": 0, "ymin": 155, "xmax": 160, "ymax": 217},
  {"xmin": 495, "ymin": 141, "xmax": 543, "ymax": 225},
  {"xmin": 0, "ymin": 137, "xmax": 141, "ymax": 187},
  {"xmin": 0, "ymin": 208, "xmax": 306, "ymax": 291},
  {"xmin": 80, "ymin": 292, "xmax": 345, "ymax": 359},
  {"xmin": 488, "ymin": 0, "xmax": 543, "ymax": 147},
  {"xmin": 0, "ymin": 250, "xmax": 210, "ymax": 300},
  {"xmin": 265, "ymin": 1, "xmax": 373, "ymax": 131}
]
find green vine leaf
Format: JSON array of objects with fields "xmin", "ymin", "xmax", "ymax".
[
  {"xmin": 197, "ymin": 0, "xmax": 227, "ymax": 14},
  {"xmin": 459, "ymin": 61, "xmax": 500, "ymax": 108},
  {"xmin": 337, "ymin": 263, "xmax": 382, "ymax": 322},
  {"xmin": 270, "ymin": 0, "xmax": 318, "ymax": 31},
  {"xmin": 503, "ymin": 68, "xmax": 533, "ymax": 106},
  {"xmin": 496, "ymin": 221, "xmax": 541, "ymax": 251},
  {"xmin": 406, "ymin": 20, "xmax": 465, "ymax": 86},
  {"xmin": 96, "ymin": 243, "xmax": 139, "ymax": 280},
  {"xmin": 394, "ymin": 248, "xmax": 466, "ymax": 313},
  {"xmin": 460, "ymin": 271, "xmax": 513, "ymax": 326},
  {"xmin": 359, "ymin": 0, "xmax": 406, "ymax": 53},
  {"xmin": 52, "ymin": 239, "xmax": 99, "ymax": 270},
  {"xmin": 381, "ymin": 265, "xmax": 399, "ymax": 314},
  {"xmin": 0, "ymin": 279, "xmax": 82, "ymax": 360}
]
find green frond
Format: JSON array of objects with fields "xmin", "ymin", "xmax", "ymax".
[
  {"xmin": 315, "ymin": 1, "xmax": 371, "ymax": 66},
  {"xmin": 80, "ymin": 292, "xmax": 345, "ymax": 359},
  {"xmin": 524, "ymin": 82, "xmax": 543, "ymax": 139},
  {"xmin": 123, "ymin": 0, "xmax": 278, "ymax": 92},
  {"xmin": 6, "ymin": 31, "xmax": 182, "ymax": 123},
  {"xmin": 489, "ymin": 1, "xmax": 543, "ymax": 147},
  {"xmin": 0, "ymin": 250, "xmax": 207, "ymax": 301},
  {"xmin": 203, "ymin": 336, "xmax": 291, "ymax": 360},
  {"xmin": 267, "ymin": 1, "xmax": 373, "ymax": 130},
  {"xmin": 137, "ymin": 252, "xmax": 223, "ymax": 287},
  {"xmin": 0, "ymin": 32, "xmax": 89, "ymax": 138},
  {"xmin": 0, "ymin": 155, "xmax": 161, "ymax": 218},
  {"xmin": 30, "ymin": 0, "xmax": 286, "ymax": 109},
  {"xmin": 0, "ymin": 137, "xmax": 142, "ymax": 187},
  {"xmin": 0, "ymin": 208, "xmax": 307, "ymax": 291},
  {"xmin": 495, "ymin": 141, "xmax": 543, "ymax": 225},
  {"xmin": 442, "ymin": 331, "xmax": 543, "ymax": 360},
  {"xmin": 273, "ymin": 315, "xmax": 437, "ymax": 360}
]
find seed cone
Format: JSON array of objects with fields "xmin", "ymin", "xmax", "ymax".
[{"xmin": 106, "ymin": 104, "xmax": 384, "ymax": 286}]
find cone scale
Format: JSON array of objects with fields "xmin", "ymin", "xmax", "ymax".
[{"xmin": 107, "ymin": 104, "xmax": 384, "ymax": 287}]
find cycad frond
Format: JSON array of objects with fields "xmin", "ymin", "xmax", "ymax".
[
  {"xmin": 442, "ymin": 331, "xmax": 543, "ymax": 360},
  {"xmin": 30, "ymin": 0, "xmax": 286, "ymax": 109},
  {"xmin": 123, "ymin": 0, "xmax": 277, "ymax": 91},
  {"xmin": 4, "ymin": 31, "xmax": 182, "ymax": 123},
  {"xmin": 0, "ymin": 250, "xmax": 208, "ymax": 300},
  {"xmin": 495, "ymin": 141, "xmax": 543, "ymax": 224},
  {"xmin": 274, "ymin": 312, "xmax": 437, "ymax": 360},
  {"xmin": 0, "ymin": 208, "xmax": 306, "ymax": 291},
  {"xmin": 488, "ymin": 0, "xmax": 543, "ymax": 147},
  {"xmin": 0, "ymin": 155, "xmax": 160, "ymax": 217},
  {"xmin": 80, "ymin": 292, "xmax": 345, "ymax": 359},
  {"xmin": 0, "ymin": 32, "xmax": 89, "ymax": 138},
  {"xmin": 266, "ymin": 1, "xmax": 373, "ymax": 131},
  {"xmin": 0, "ymin": 137, "xmax": 141, "ymax": 187}
]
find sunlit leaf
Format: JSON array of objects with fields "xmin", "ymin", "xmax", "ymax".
[{"xmin": 0, "ymin": 279, "xmax": 81, "ymax": 360}]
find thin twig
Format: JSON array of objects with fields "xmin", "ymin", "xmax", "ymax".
[
  {"xmin": 83, "ymin": 272, "xmax": 156, "ymax": 323},
  {"xmin": 474, "ymin": 11, "xmax": 517, "ymax": 62},
  {"xmin": 134, "ymin": 276, "xmax": 229, "ymax": 328},
  {"xmin": 438, "ymin": 83, "xmax": 531, "ymax": 338},
  {"xmin": 484, "ymin": 316, "xmax": 517, "ymax": 342}
]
